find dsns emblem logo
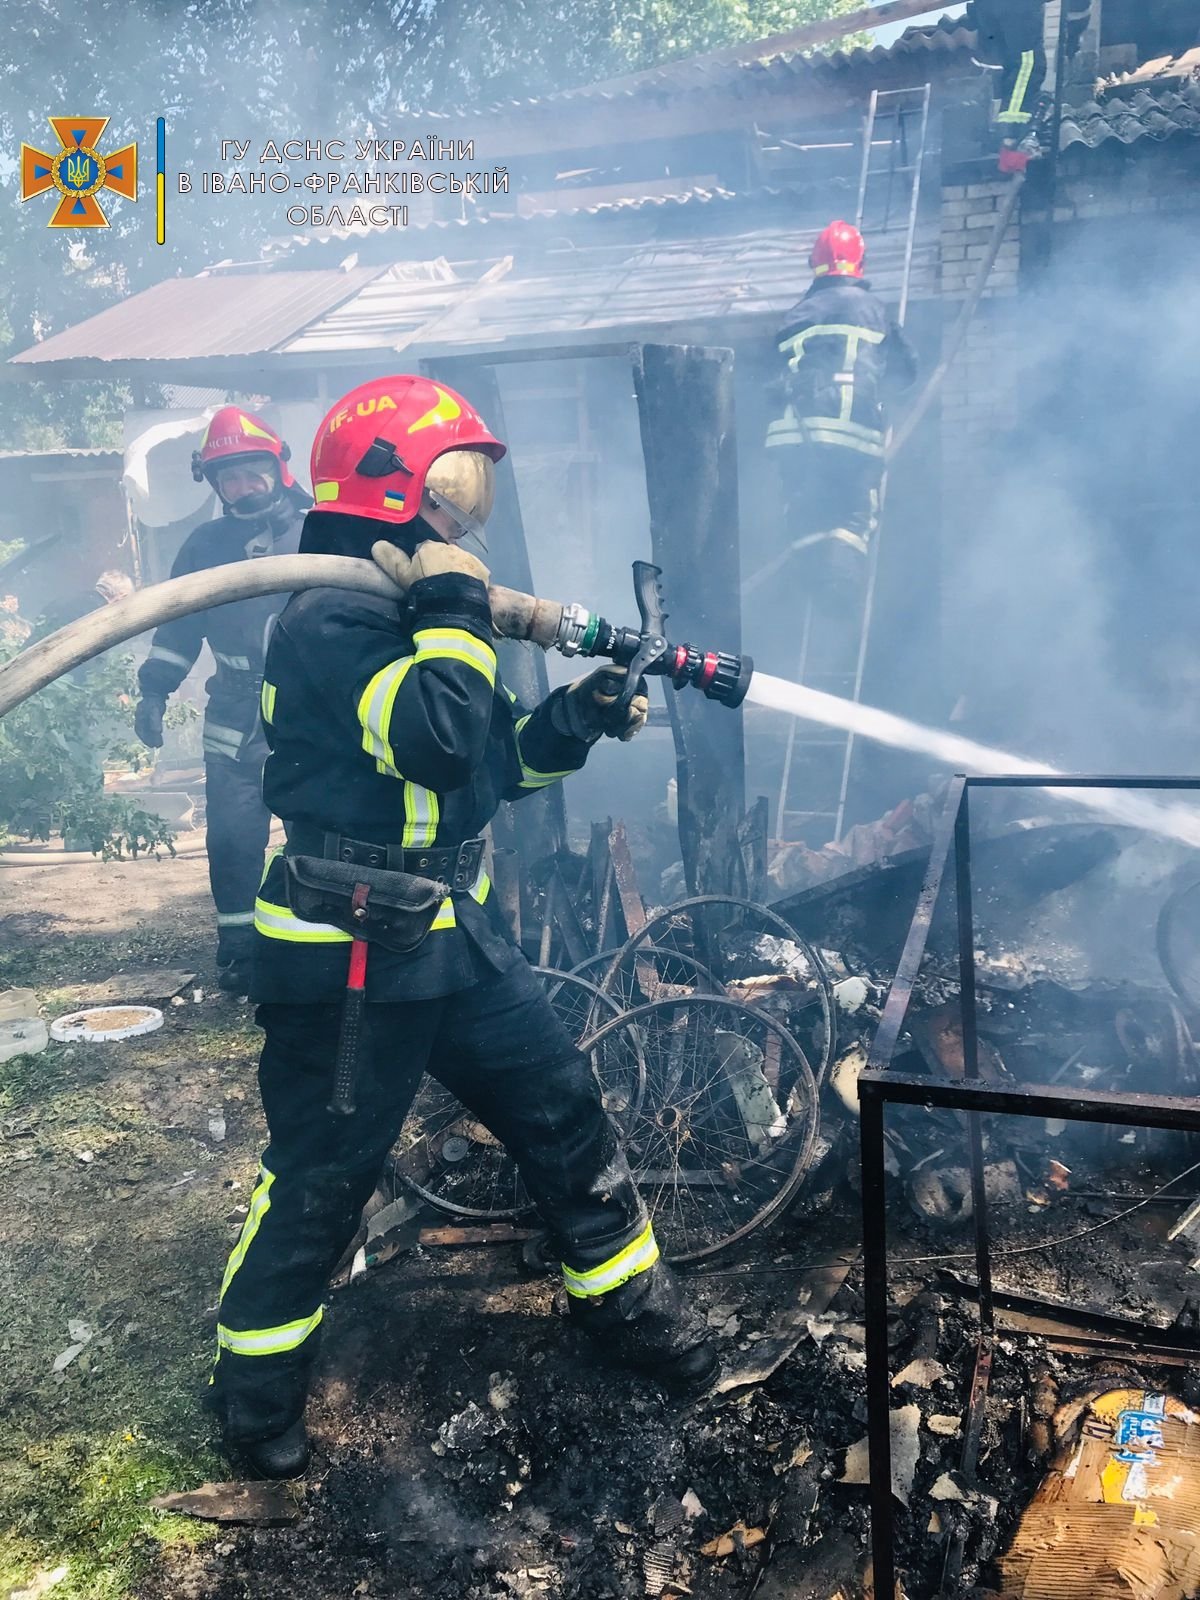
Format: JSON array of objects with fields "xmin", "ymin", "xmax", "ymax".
[{"xmin": 20, "ymin": 117, "xmax": 137, "ymax": 228}]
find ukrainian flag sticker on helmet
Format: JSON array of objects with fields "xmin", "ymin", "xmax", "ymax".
[{"xmin": 383, "ymin": 488, "xmax": 406, "ymax": 509}]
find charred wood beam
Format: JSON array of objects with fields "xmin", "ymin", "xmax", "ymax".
[{"xmin": 633, "ymin": 343, "xmax": 745, "ymax": 900}]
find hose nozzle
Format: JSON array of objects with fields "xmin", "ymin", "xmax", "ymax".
[{"xmin": 550, "ymin": 562, "xmax": 752, "ymax": 711}]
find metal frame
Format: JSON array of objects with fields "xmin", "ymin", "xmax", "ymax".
[{"xmin": 860, "ymin": 773, "xmax": 1200, "ymax": 1600}]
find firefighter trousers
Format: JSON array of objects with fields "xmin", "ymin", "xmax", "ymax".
[
  {"xmin": 204, "ymin": 751, "xmax": 272, "ymax": 965},
  {"xmin": 211, "ymin": 955, "xmax": 653, "ymax": 1443}
]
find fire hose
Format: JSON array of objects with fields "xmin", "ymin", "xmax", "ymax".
[
  {"xmin": 0, "ymin": 553, "xmax": 752, "ymax": 1117},
  {"xmin": 0, "ymin": 554, "xmax": 752, "ymax": 720}
]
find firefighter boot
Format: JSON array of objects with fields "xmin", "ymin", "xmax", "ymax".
[
  {"xmin": 237, "ymin": 1419, "xmax": 311, "ymax": 1480},
  {"xmin": 570, "ymin": 1258, "xmax": 718, "ymax": 1393}
]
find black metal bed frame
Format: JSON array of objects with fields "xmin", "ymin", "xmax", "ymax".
[{"xmin": 860, "ymin": 773, "xmax": 1200, "ymax": 1599}]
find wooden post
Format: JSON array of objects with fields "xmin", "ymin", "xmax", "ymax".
[
  {"xmin": 418, "ymin": 357, "xmax": 567, "ymax": 911},
  {"xmin": 632, "ymin": 344, "xmax": 746, "ymax": 898}
]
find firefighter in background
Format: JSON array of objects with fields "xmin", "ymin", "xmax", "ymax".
[
  {"xmin": 133, "ymin": 410, "xmax": 311, "ymax": 993},
  {"xmin": 765, "ymin": 220, "xmax": 917, "ymax": 641},
  {"xmin": 209, "ymin": 375, "xmax": 716, "ymax": 1478},
  {"xmin": 971, "ymin": 0, "xmax": 1092, "ymax": 165}
]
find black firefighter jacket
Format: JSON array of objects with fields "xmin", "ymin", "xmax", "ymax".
[
  {"xmin": 765, "ymin": 277, "xmax": 918, "ymax": 460},
  {"xmin": 137, "ymin": 493, "xmax": 309, "ymax": 762},
  {"xmin": 251, "ymin": 537, "xmax": 594, "ymax": 1005}
]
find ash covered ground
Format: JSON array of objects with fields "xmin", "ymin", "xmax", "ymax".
[{"xmin": 4, "ymin": 827, "xmax": 1200, "ymax": 1600}]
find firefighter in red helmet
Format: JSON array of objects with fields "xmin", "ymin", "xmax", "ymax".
[
  {"xmin": 765, "ymin": 221, "xmax": 917, "ymax": 649},
  {"xmin": 134, "ymin": 409, "xmax": 312, "ymax": 993},
  {"xmin": 208, "ymin": 375, "xmax": 716, "ymax": 1478}
]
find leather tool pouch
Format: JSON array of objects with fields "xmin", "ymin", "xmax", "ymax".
[{"xmin": 284, "ymin": 855, "xmax": 449, "ymax": 955}]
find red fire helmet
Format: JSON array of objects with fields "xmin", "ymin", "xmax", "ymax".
[
  {"xmin": 191, "ymin": 406, "xmax": 296, "ymax": 490},
  {"xmin": 810, "ymin": 220, "xmax": 867, "ymax": 279},
  {"xmin": 309, "ymin": 375, "xmax": 506, "ymax": 529}
]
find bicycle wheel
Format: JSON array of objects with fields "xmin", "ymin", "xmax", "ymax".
[
  {"xmin": 568, "ymin": 945, "xmax": 726, "ymax": 1008},
  {"xmin": 600, "ymin": 896, "xmax": 837, "ymax": 1087},
  {"xmin": 391, "ymin": 967, "xmax": 632, "ymax": 1220},
  {"xmin": 580, "ymin": 994, "xmax": 821, "ymax": 1263},
  {"xmin": 1157, "ymin": 879, "xmax": 1200, "ymax": 1013}
]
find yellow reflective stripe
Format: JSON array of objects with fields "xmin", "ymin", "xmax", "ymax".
[
  {"xmin": 220, "ymin": 1165, "xmax": 275, "ymax": 1299},
  {"xmin": 423, "ymin": 869, "xmax": 492, "ymax": 932},
  {"xmin": 217, "ymin": 1306, "xmax": 324, "ymax": 1357},
  {"xmin": 562, "ymin": 1220, "xmax": 660, "ymax": 1298},
  {"xmin": 801, "ymin": 430, "xmax": 884, "ymax": 457},
  {"xmin": 253, "ymin": 867, "xmax": 490, "ymax": 944},
  {"xmin": 514, "ymin": 714, "xmax": 577, "ymax": 790},
  {"xmin": 1001, "ymin": 50, "xmax": 1037, "ymax": 120},
  {"xmin": 261, "ymin": 681, "xmax": 277, "ymax": 725},
  {"xmin": 356, "ymin": 657, "xmax": 415, "ymax": 776},
  {"xmin": 778, "ymin": 323, "xmax": 884, "ymax": 362},
  {"xmin": 413, "ymin": 627, "xmax": 497, "ymax": 687},
  {"xmin": 254, "ymin": 897, "xmax": 352, "ymax": 943},
  {"xmin": 401, "ymin": 781, "xmax": 438, "ymax": 848},
  {"xmin": 259, "ymin": 845, "xmax": 282, "ymax": 890},
  {"xmin": 314, "ymin": 481, "xmax": 339, "ymax": 503}
]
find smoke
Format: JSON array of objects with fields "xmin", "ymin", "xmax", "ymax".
[{"xmin": 939, "ymin": 219, "xmax": 1200, "ymax": 780}]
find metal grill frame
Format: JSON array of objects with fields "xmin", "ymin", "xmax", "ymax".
[{"xmin": 859, "ymin": 773, "xmax": 1200, "ymax": 1598}]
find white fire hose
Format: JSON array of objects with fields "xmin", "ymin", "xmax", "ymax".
[{"xmin": 0, "ymin": 555, "xmax": 567, "ymax": 720}]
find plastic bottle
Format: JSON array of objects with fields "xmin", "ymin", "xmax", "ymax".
[{"xmin": 0, "ymin": 989, "xmax": 49, "ymax": 1062}]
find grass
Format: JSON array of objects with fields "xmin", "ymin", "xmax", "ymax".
[
  {"xmin": 0, "ymin": 1428, "xmax": 222, "ymax": 1600},
  {"xmin": 0, "ymin": 937, "xmax": 265, "ymax": 1600}
]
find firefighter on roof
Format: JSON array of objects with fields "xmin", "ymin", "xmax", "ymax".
[
  {"xmin": 971, "ymin": 0, "xmax": 1092, "ymax": 166},
  {"xmin": 208, "ymin": 374, "xmax": 717, "ymax": 1479},
  {"xmin": 133, "ymin": 408, "xmax": 311, "ymax": 993}
]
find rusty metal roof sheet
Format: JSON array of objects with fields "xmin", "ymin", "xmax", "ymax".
[
  {"xmin": 1060, "ymin": 80, "xmax": 1200, "ymax": 149},
  {"xmin": 10, "ymin": 268, "xmax": 383, "ymax": 367}
]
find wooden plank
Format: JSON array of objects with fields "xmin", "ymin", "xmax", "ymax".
[
  {"xmin": 738, "ymin": 796, "xmax": 770, "ymax": 903},
  {"xmin": 633, "ymin": 344, "xmax": 745, "ymax": 899},
  {"xmin": 419, "ymin": 1225, "xmax": 539, "ymax": 1246},
  {"xmin": 151, "ymin": 1482, "xmax": 303, "ymax": 1525},
  {"xmin": 608, "ymin": 820, "xmax": 647, "ymax": 936}
]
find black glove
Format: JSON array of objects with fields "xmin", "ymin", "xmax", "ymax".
[
  {"xmin": 134, "ymin": 695, "xmax": 166, "ymax": 749},
  {"xmin": 551, "ymin": 666, "xmax": 650, "ymax": 744}
]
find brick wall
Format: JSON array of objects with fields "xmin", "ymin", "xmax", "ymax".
[{"xmin": 938, "ymin": 177, "xmax": 1023, "ymax": 522}]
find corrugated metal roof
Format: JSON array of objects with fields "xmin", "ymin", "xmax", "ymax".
[
  {"xmin": 9, "ymin": 222, "xmax": 936, "ymax": 378},
  {"xmin": 286, "ymin": 227, "xmax": 939, "ymax": 357},
  {"xmin": 280, "ymin": 260, "xmax": 492, "ymax": 354},
  {"xmin": 1060, "ymin": 80, "xmax": 1200, "ymax": 149},
  {"xmin": 0, "ymin": 446, "xmax": 121, "ymax": 460},
  {"xmin": 274, "ymin": 183, "xmax": 818, "ymax": 254},
  {"xmin": 10, "ymin": 268, "xmax": 383, "ymax": 367},
  {"xmin": 429, "ymin": 13, "xmax": 972, "ymax": 119}
]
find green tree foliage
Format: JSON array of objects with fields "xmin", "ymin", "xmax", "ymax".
[
  {"xmin": 0, "ymin": 640, "xmax": 178, "ymax": 859},
  {"xmin": 0, "ymin": 0, "xmax": 861, "ymax": 445}
]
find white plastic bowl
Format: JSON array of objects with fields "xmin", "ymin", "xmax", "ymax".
[{"xmin": 50, "ymin": 1005, "xmax": 164, "ymax": 1043}]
